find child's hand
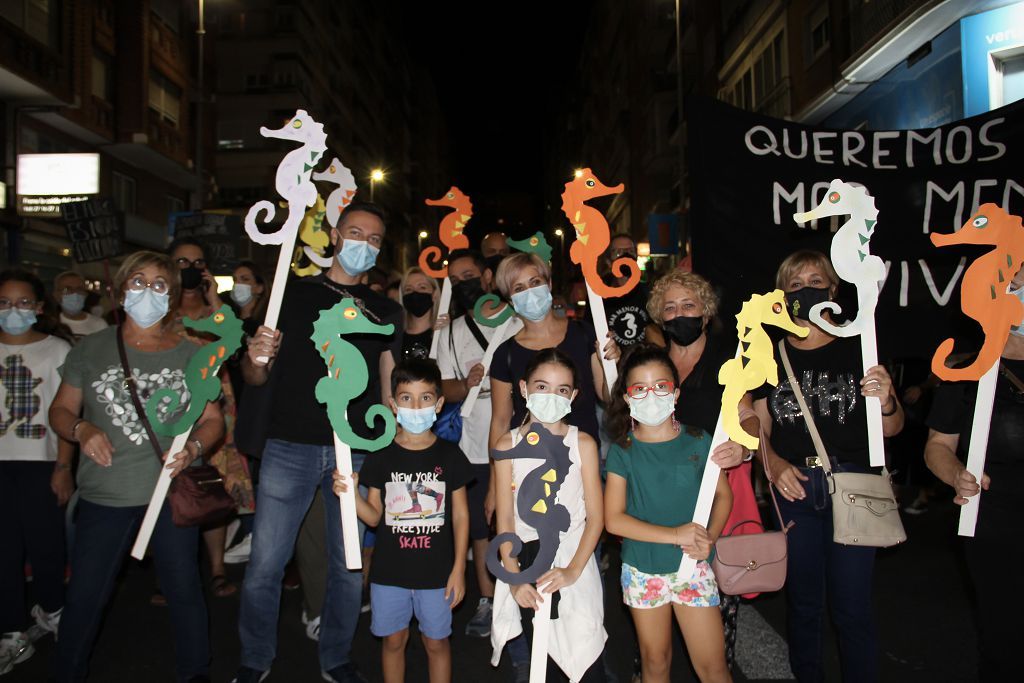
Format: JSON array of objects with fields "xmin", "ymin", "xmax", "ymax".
[
  {"xmin": 332, "ymin": 470, "xmax": 358, "ymax": 496},
  {"xmin": 675, "ymin": 522, "xmax": 710, "ymax": 557},
  {"xmin": 510, "ymin": 582, "xmax": 543, "ymax": 611},
  {"xmin": 445, "ymin": 570, "xmax": 465, "ymax": 609},
  {"xmin": 536, "ymin": 565, "xmax": 581, "ymax": 594}
]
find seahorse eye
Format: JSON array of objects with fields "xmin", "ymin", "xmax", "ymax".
[
  {"xmin": 214, "ymin": 313, "xmax": 225, "ymax": 323},
  {"xmin": 343, "ymin": 307, "xmax": 358, "ymax": 319},
  {"xmin": 828, "ymin": 191, "xmax": 841, "ymax": 204},
  {"xmin": 530, "ymin": 237, "xmax": 539, "ymax": 246},
  {"xmin": 585, "ymin": 179, "xmax": 595, "ymax": 188},
  {"xmin": 972, "ymin": 215, "xmax": 989, "ymax": 228},
  {"xmin": 447, "ymin": 193, "xmax": 455, "ymax": 199},
  {"xmin": 329, "ymin": 165, "xmax": 336, "ymax": 174},
  {"xmin": 292, "ymin": 119, "xmax": 302, "ymax": 129},
  {"xmin": 772, "ymin": 303, "xmax": 783, "ymax": 314}
]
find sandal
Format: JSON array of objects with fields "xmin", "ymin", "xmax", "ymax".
[{"xmin": 210, "ymin": 574, "xmax": 237, "ymax": 598}]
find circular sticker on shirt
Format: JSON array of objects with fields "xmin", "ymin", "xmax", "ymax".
[{"xmin": 526, "ymin": 431, "xmax": 540, "ymax": 445}]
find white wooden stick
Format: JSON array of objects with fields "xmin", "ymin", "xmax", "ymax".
[
  {"xmin": 334, "ymin": 428, "xmax": 362, "ymax": 569},
  {"xmin": 255, "ymin": 229, "xmax": 300, "ymax": 363},
  {"xmin": 860, "ymin": 319, "xmax": 886, "ymax": 467},
  {"xmin": 528, "ymin": 593, "xmax": 552, "ymax": 683},
  {"xmin": 586, "ymin": 282, "xmax": 618, "ymax": 390},
  {"xmin": 460, "ymin": 316, "xmax": 519, "ymax": 418},
  {"xmin": 958, "ymin": 362, "xmax": 998, "ymax": 537},
  {"xmin": 131, "ymin": 432, "xmax": 192, "ymax": 560},
  {"xmin": 428, "ymin": 279, "xmax": 452, "ymax": 359}
]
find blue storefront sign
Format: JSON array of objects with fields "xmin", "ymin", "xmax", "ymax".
[
  {"xmin": 962, "ymin": 2, "xmax": 1024, "ymax": 116},
  {"xmin": 647, "ymin": 213, "xmax": 679, "ymax": 255}
]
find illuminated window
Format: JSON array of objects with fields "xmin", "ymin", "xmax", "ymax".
[{"xmin": 149, "ymin": 71, "xmax": 181, "ymax": 127}]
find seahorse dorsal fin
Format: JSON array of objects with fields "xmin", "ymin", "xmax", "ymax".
[
  {"xmin": 858, "ymin": 234, "xmax": 869, "ymax": 245},
  {"xmin": 578, "ymin": 233, "xmax": 590, "ymax": 245},
  {"xmin": 531, "ymin": 499, "xmax": 548, "ymax": 514},
  {"xmin": 740, "ymin": 340, "xmax": 750, "ymax": 354},
  {"xmin": 544, "ymin": 483, "xmax": 551, "ymax": 497},
  {"xmin": 858, "ymin": 251, "xmax": 867, "ymax": 262},
  {"xmin": 460, "ymin": 214, "xmax": 471, "ymax": 222},
  {"xmin": 865, "ymin": 219, "xmax": 876, "ymax": 231},
  {"xmin": 741, "ymin": 356, "xmax": 750, "ymax": 368},
  {"xmin": 541, "ymin": 469, "xmax": 557, "ymax": 482},
  {"xmin": 742, "ymin": 327, "xmax": 751, "ymax": 337}
]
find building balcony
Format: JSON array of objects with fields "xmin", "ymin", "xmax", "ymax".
[
  {"xmin": 849, "ymin": 0, "xmax": 923, "ymax": 53},
  {"xmin": 0, "ymin": 20, "xmax": 70, "ymax": 104}
]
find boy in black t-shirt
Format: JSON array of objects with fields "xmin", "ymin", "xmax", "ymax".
[{"xmin": 333, "ymin": 359, "xmax": 471, "ymax": 683}]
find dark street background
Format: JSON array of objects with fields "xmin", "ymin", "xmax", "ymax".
[{"xmin": 9, "ymin": 499, "xmax": 977, "ymax": 682}]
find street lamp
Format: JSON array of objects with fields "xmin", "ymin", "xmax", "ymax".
[
  {"xmin": 573, "ymin": 169, "xmax": 584, "ymax": 178},
  {"xmin": 194, "ymin": 0, "xmax": 207, "ymax": 210},
  {"xmin": 370, "ymin": 168, "xmax": 385, "ymax": 201},
  {"xmin": 554, "ymin": 227, "xmax": 565, "ymax": 259},
  {"xmin": 417, "ymin": 229, "xmax": 428, "ymax": 250}
]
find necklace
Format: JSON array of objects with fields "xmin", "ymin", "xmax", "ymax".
[{"xmin": 316, "ymin": 277, "xmax": 384, "ymax": 324}]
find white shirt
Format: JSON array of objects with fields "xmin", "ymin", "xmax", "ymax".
[
  {"xmin": 0, "ymin": 335, "xmax": 72, "ymax": 461},
  {"xmin": 435, "ymin": 313, "xmax": 500, "ymax": 465},
  {"xmin": 61, "ymin": 312, "xmax": 108, "ymax": 340}
]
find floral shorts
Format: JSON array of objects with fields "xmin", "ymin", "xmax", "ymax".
[{"xmin": 620, "ymin": 561, "xmax": 720, "ymax": 609}]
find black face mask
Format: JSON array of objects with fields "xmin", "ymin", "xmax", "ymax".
[
  {"xmin": 663, "ymin": 315, "xmax": 704, "ymax": 347},
  {"xmin": 180, "ymin": 266, "xmax": 203, "ymax": 291},
  {"xmin": 784, "ymin": 286, "xmax": 831, "ymax": 320},
  {"xmin": 453, "ymin": 277, "xmax": 485, "ymax": 311},
  {"xmin": 484, "ymin": 254, "xmax": 505, "ymax": 276},
  {"xmin": 403, "ymin": 291, "xmax": 434, "ymax": 318}
]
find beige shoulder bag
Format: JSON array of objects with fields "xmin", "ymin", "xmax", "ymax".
[{"xmin": 778, "ymin": 340, "xmax": 906, "ymax": 548}]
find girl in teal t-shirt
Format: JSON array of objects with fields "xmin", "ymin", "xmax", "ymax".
[{"xmin": 604, "ymin": 345, "xmax": 733, "ymax": 683}]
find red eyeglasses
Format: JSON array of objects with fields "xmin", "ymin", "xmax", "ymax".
[{"xmin": 626, "ymin": 381, "xmax": 676, "ymax": 399}]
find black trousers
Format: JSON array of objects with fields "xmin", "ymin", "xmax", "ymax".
[{"xmin": 0, "ymin": 460, "xmax": 66, "ymax": 632}]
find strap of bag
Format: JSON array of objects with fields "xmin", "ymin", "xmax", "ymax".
[
  {"xmin": 463, "ymin": 313, "xmax": 489, "ymax": 351},
  {"xmin": 777, "ymin": 339, "xmax": 833, "ymax": 476},
  {"xmin": 116, "ymin": 326, "xmax": 168, "ymax": 463},
  {"xmin": 757, "ymin": 436, "xmax": 794, "ymax": 534}
]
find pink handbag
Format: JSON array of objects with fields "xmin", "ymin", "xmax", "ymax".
[{"xmin": 711, "ymin": 448, "xmax": 792, "ymax": 595}]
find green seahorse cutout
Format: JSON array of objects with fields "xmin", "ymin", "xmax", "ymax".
[
  {"xmin": 312, "ymin": 298, "xmax": 397, "ymax": 452},
  {"xmin": 145, "ymin": 305, "xmax": 244, "ymax": 437},
  {"xmin": 508, "ymin": 231, "xmax": 552, "ymax": 262},
  {"xmin": 472, "ymin": 231, "xmax": 552, "ymax": 327}
]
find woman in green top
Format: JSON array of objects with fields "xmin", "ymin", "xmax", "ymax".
[
  {"xmin": 49, "ymin": 251, "xmax": 224, "ymax": 682},
  {"xmin": 604, "ymin": 345, "xmax": 733, "ymax": 683}
]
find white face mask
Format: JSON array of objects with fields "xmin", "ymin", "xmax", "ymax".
[
  {"xmin": 231, "ymin": 283, "xmax": 253, "ymax": 306},
  {"xmin": 628, "ymin": 392, "xmax": 676, "ymax": 427},
  {"xmin": 524, "ymin": 392, "xmax": 572, "ymax": 424}
]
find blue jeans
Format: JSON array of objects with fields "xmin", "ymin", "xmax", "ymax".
[
  {"xmin": 238, "ymin": 439, "xmax": 363, "ymax": 672},
  {"xmin": 55, "ymin": 499, "xmax": 207, "ymax": 682},
  {"xmin": 776, "ymin": 464, "xmax": 878, "ymax": 683}
]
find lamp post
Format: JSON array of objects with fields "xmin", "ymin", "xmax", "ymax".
[
  {"xmin": 554, "ymin": 228, "xmax": 564, "ymax": 259},
  {"xmin": 370, "ymin": 168, "xmax": 384, "ymax": 201},
  {"xmin": 573, "ymin": 168, "xmax": 584, "ymax": 179},
  {"xmin": 194, "ymin": 0, "xmax": 206, "ymax": 210},
  {"xmin": 418, "ymin": 229, "xmax": 428, "ymax": 250}
]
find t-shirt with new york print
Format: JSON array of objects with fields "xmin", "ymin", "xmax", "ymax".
[{"xmin": 360, "ymin": 437, "xmax": 472, "ymax": 589}]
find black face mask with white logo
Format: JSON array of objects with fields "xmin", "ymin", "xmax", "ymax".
[
  {"xmin": 663, "ymin": 315, "xmax": 704, "ymax": 347},
  {"xmin": 784, "ymin": 286, "xmax": 830, "ymax": 320}
]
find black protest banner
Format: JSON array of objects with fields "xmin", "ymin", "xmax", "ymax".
[
  {"xmin": 688, "ymin": 97, "xmax": 1024, "ymax": 359},
  {"xmin": 171, "ymin": 212, "xmax": 243, "ymax": 274},
  {"xmin": 60, "ymin": 197, "xmax": 124, "ymax": 263}
]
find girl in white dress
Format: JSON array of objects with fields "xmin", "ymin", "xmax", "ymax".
[{"xmin": 490, "ymin": 348, "xmax": 606, "ymax": 682}]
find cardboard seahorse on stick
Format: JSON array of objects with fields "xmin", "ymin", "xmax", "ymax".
[
  {"xmin": 930, "ymin": 204, "xmax": 1024, "ymax": 536},
  {"xmin": 421, "ymin": 186, "xmax": 472, "ymax": 358},
  {"xmin": 312, "ymin": 298, "xmax": 398, "ymax": 566},
  {"xmin": 561, "ymin": 168, "xmax": 637, "ymax": 388},
  {"xmin": 292, "ymin": 195, "xmax": 328, "ymax": 277},
  {"xmin": 678, "ymin": 290, "xmax": 806, "ymax": 578},
  {"xmin": 243, "ymin": 110, "xmax": 328, "ymax": 334},
  {"xmin": 793, "ymin": 179, "xmax": 888, "ymax": 466},
  {"xmin": 131, "ymin": 305, "xmax": 244, "ymax": 559}
]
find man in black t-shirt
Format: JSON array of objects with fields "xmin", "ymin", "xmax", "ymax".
[{"xmin": 233, "ymin": 202, "xmax": 402, "ymax": 683}]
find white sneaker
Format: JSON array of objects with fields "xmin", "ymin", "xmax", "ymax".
[
  {"xmin": 0, "ymin": 632, "xmax": 34, "ymax": 675},
  {"xmin": 30, "ymin": 604, "xmax": 61, "ymax": 642},
  {"xmin": 301, "ymin": 610, "xmax": 320, "ymax": 642},
  {"xmin": 224, "ymin": 533, "xmax": 252, "ymax": 564}
]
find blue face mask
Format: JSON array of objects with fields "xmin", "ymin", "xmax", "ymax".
[
  {"xmin": 396, "ymin": 405, "xmax": 438, "ymax": 434},
  {"xmin": 337, "ymin": 239, "xmax": 380, "ymax": 276},
  {"xmin": 1011, "ymin": 285, "xmax": 1024, "ymax": 337},
  {"xmin": 231, "ymin": 283, "xmax": 253, "ymax": 306},
  {"xmin": 124, "ymin": 289, "xmax": 169, "ymax": 329},
  {"xmin": 511, "ymin": 284, "xmax": 553, "ymax": 322},
  {"xmin": 61, "ymin": 293, "xmax": 86, "ymax": 316},
  {"xmin": 0, "ymin": 308, "xmax": 37, "ymax": 336}
]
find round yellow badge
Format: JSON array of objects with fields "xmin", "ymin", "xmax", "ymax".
[{"xmin": 526, "ymin": 431, "xmax": 540, "ymax": 445}]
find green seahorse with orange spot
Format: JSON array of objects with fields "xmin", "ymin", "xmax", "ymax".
[
  {"xmin": 312, "ymin": 298, "xmax": 397, "ymax": 452},
  {"xmin": 145, "ymin": 305, "xmax": 244, "ymax": 437}
]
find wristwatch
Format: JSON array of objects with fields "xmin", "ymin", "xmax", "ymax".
[{"xmin": 190, "ymin": 439, "xmax": 204, "ymax": 458}]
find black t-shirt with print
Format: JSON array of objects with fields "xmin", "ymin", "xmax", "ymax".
[
  {"xmin": 753, "ymin": 336, "xmax": 869, "ymax": 467},
  {"xmin": 360, "ymin": 438, "xmax": 473, "ymax": 589},
  {"xmin": 675, "ymin": 334, "xmax": 735, "ymax": 435},
  {"xmin": 402, "ymin": 329, "xmax": 433, "ymax": 361},
  {"xmin": 594, "ymin": 281, "xmax": 650, "ymax": 348},
  {"xmin": 266, "ymin": 276, "xmax": 403, "ymax": 446}
]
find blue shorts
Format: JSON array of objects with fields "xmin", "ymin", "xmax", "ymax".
[{"xmin": 370, "ymin": 583, "xmax": 452, "ymax": 639}]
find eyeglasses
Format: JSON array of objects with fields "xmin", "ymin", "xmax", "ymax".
[
  {"xmin": 626, "ymin": 381, "xmax": 675, "ymax": 399},
  {"xmin": 127, "ymin": 276, "xmax": 169, "ymax": 295},
  {"xmin": 0, "ymin": 298, "xmax": 37, "ymax": 311},
  {"xmin": 174, "ymin": 257, "xmax": 207, "ymax": 269}
]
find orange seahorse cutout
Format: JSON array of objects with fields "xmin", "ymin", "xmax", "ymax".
[
  {"xmin": 560, "ymin": 168, "xmax": 640, "ymax": 298},
  {"xmin": 418, "ymin": 186, "xmax": 472, "ymax": 278},
  {"xmin": 931, "ymin": 204, "xmax": 1024, "ymax": 381}
]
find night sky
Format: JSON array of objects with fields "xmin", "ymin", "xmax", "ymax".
[{"xmin": 399, "ymin": 2, "xmax": 593, "ymax": 239}]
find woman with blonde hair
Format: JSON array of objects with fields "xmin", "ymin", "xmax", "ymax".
[{"xmin": 399, "ymin": 266, "xmax": 440, "ymax": 361}]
